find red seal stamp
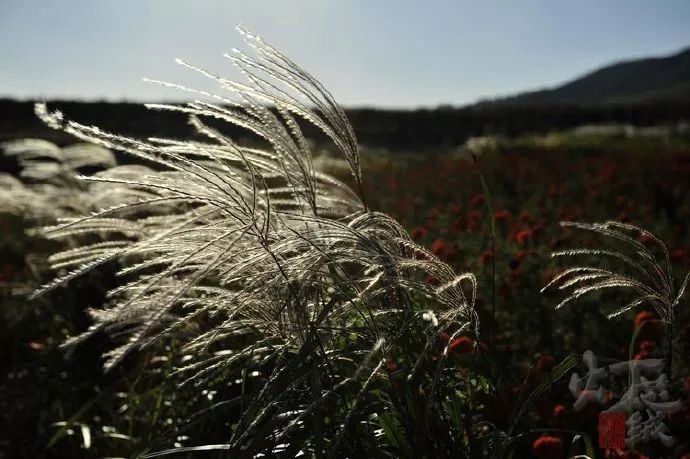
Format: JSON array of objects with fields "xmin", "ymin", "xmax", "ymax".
[{"xmin": 599, "ymin": 412, "xmax": 626, "ymax": 449}]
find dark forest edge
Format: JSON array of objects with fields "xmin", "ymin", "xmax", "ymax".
[{"xmin": 3, "ymin": 99, "xmax": 690, "ymax": 151}]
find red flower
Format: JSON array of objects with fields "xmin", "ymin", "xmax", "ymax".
[
  {"xmin": 536, "ymin": 354, "xmax": 556, "ymax": 372},
  {"xmin": 634, "ymin": 311, "xmax": 655, "ymax": 329},
  {"xmin": 532, "ymin": 435, "xmax": 564, "ymax": 459},
  {"xmin": 671, "ymin": 247, "xmax": 688, "ymax": 262},
  {"xmin": 514, "ymin": 229, "xmax": 532, "ymax": 245},
  {"xmin": 552, "ymin": 404, "xmax": 567, "ymax": 418},
  {"xmin": 531, "ymin": 220, "xmax": 546, "ymax": 237},
  {"xmin": 431, "ymin": 238, "xmax": 447, "ymax": 258},
  {"xmin": 386, "ymin": 359, "xmax": 398, "ymax": 373},
  {"xmin": 450, "ymin": 218, "xmax": 464, "ymax": 232},
  {"xmin": 410, "ymin": 227, "xmax": 427, "ymax": 241},
  {"xmin": 638, "ymin": 340, "xmax": 656, "ymax": 353},
  {"xmin": 519, "ymin": 210, "xmax": 531, "ymax": 223},
  {"xmin": 469, "ymin": 194, "xmax": 485, "ymax": 207},
  {"xmin": 494, "ymin": 209, "xmax": 511, "ymax": 221},
  {"xmin": 634, "ymin": 311, "xmax": 664, "ymax": 340},
  {"xmin": 634, "ymin": 351, "xmax": 652, "ymax": 360},
  {"xmin": 515, "ymin": 250, "xmax": 528, "ymax": 263},
  {"xmin": 448, "ymin": 336, "xmax": 475, "ymax": 354},
  {"xmin": 638, "ymin": 233, "xmax": 654, "ymax": 244},
  {"xmin": 467, "ymin": 209, "xmax": 482, "ymax": 221},
  {"xmin": 479, "ymin": 251, "xmax": 494, "ymax": 265}
]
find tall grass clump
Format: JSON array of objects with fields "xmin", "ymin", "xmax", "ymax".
[
  {"xmin": 30, "ymin": 28, "xmax": 487, "ymax": 456},
  {"xmin": 543, "ymin": 220, "xmax": 690, "ymax": 376}
]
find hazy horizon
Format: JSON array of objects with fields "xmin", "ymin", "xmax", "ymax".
[{"xmin": 2, "ymin": 1, "xmax": 690, "ymax": 108}]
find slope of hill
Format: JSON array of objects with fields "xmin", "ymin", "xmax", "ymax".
[{"xmin": 487, "ymin": 47, "xmax": 690, "ymax": 106}]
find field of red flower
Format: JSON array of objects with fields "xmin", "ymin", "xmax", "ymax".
[
  {"xmin": 350, "ymin": 147, "xmax": 690, "ymax": 457},
  {"xmin": 2, "ymin": 144, "xmax": 690, "ymax": 457}
]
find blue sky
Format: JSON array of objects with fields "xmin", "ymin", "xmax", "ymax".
[{"xmin": 1, "ymin": 1, "xmax": 690, "ymax": 108}]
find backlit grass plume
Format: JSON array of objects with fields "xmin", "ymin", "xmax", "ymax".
[
  {"xmin": 542, "ymin": 221, "xmax": 689, "ymax": 324},
  {"xmin": 542, "ymin": 220, "xmax": 689, "ymax": 381},
  {"xmin": 30, "ymin": 27, "xmax": 482, "ymax": 456}
]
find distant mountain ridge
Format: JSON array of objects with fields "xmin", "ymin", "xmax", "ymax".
[{"xmin": 483, "ymin": 47, "xmax": 690, "ymax": 106}]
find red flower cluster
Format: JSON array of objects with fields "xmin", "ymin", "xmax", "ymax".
[{"xmin": 532, "ymin": 434, "xmax": 564, "ymax": 459}]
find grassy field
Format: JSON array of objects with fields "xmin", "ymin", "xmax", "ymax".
[{"xmin": 2, "ymin": 129, "xmax": 689, "ymax": 457}]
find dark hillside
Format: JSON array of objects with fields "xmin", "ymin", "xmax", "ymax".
[{"xmin": 487, "ymin": 47, "xmax": 690, "ymax": 106}]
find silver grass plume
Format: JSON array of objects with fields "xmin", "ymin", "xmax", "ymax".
[
  {"xmin": 28, "ymin": 27, "xmax": 480, "ymax": 453},
  {"xmin": 542, "ymin": 220, "xmax": 689, "ymax": 324}
]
